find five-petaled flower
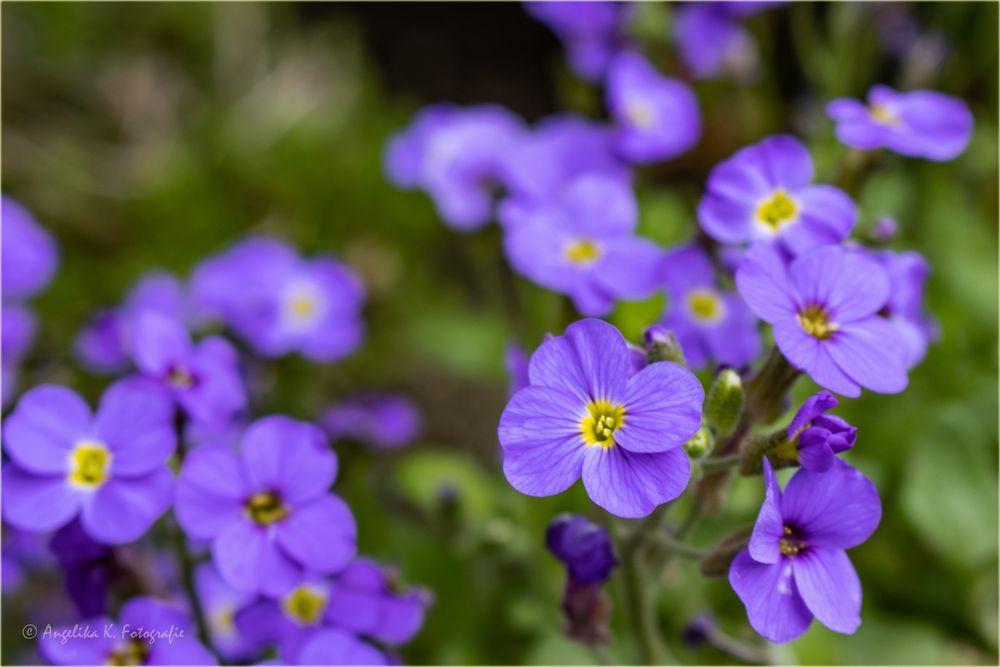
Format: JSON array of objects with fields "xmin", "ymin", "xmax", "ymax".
[{"xmin": 497, "ymin": 318, "xmax": 704, "ymax": 518}]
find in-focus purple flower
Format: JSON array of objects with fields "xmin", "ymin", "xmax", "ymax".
[
  {"xmin": 606, "ymin": 51, "xmax": 701, "ymax": 163},
  {"xmin": 175, "ymin": 416, "xmax": 356, "ymax": 596},
  {"xmin": 505, "ymin": 343, "xmax": 532, "ymax": 396},
  {"xmin": 729, "ymin": 458, "xmax": 880, "ymax": 643},
  {"xmin": 38, "ymin": 596, "xmax": 217, "ymax": 665},
  {"xmin": 674, "ymin": 3, "xmax": 758, "ymax": 80},
  {"xmin": 195, "ymin": 563, "xmax": 256, "ymax": 661},
  {"xmin": 786, "ymin": 391, "xmax": 856, "ymax": 472},
  {"xmin": 2, "ymin": 379, "xmax": 175, "ymax": 544},
  {"xmin": 525, "ymin": 2, "xmax": 628, "ymax": 82},
  {"xmin": 660, "ymin": 244, "xmax": 761, "ymax": 370},
  {"xmin": 50, "ymin": 518, "xmax": 115, "ymax": 617},
  {"xmin": 191, "ymin": 236, "xmax": 365, "ymax": 362},
  {"xmin": 828, "ymin": 85, "xmax": 973, "ymax": 161},
  {"xmin": 498, "ymin": 319, "xmax": 703, "ymax": 518},
  {"xmin": 2, "ymin": 304, "xmax": 36, "ymax": 405},
  {"xmin": 870, "ymin": 248, "xmax": 937, "ymax": 368},
  {"xmin": 385, "ymin": 105, "xmax": 524, "ymax": 230},
  {"xmin": 504, "ymin": 175, "xmax": 664, "ymax": 316},
  {"xmin": 319, "ymin": 394, "xmax": 421, "ymax": 450},
  {"xmin": 2, "ymin": 195, "xmax": 59, "ymax": 300},
  {"xmin": 546, "ymin": 514, "xmax": 618, "ymax": 585},
  {"xmin": 699, "ymin": 135, "xmax": 856, "ymax": 255},
  {"xmin": 736, "ymin": 243, "xmax": 908, "ymax": 397},
  {"xmin": 131, "ymin": 311, "xmax": 246, "ymax": 427},
  {"xmin": 75, "ymin": 270, "xmax": 190, "ymax": 375}
]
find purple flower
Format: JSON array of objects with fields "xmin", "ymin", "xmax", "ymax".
[
  {"xmin": 175, "ymin": 416, "xmax": 357, "ymax": 596},
  {"xmin": 385, "ymin": 105, "xmax": 524, "ymax": 230},
  {"xmin": 827, "ymin": 85, "xmax": 973, "ymax": 161},
  {"xmin": 319, "ymin": 394, "xmax": 422, "ymax": 450},
  {"xmin": 736, "ymin": 243, "xmax": 908, "ymax": 398},
  {"xmin": 296, "ymin": 629, "xmax": 388, "ymax": 666},
  {"xmin": 525, "ymin": 2, "xmax": 628, "ymax": 82},
  {"xmin": 505, "ymin": 343, "xmax": 531, "ymax": 396},
  {"xmin": 546, "ymin": 514, "xmax": 617, "ymax": 585},
  {"xmin": 2, "ymin": 379, "xmax": 176, "ymax": 544},
  {"xmin": 2, "ymin": 526, "xmax": 52, "ymax": 594},
  {"xmin": 497, "ymin": 318, "xmax": 703, "ymax": 518},
  {"xmin": 606, "ymin": 51, "xmax": 701, "ymax": 163},
  {"xmin": 75, "ymin": 270, "xmax": 190, "ymax": 375},
  {"xmin": 729, "ymin": 458, "xmax": 880, "ymax": 643},
  {"xmin": 674, "ymin": 3, "xmax": 758, "ymax": 80},
  {"xmin": 131, "ymin": 311, "xmax": 246, "ymax": 427},
  {"xmin": 2, "ymin": 195, "xmax": 59, "ymax": 300},
  {"xmin": 660, "ymin": 244, "xmax": 762, "ymax": 370},
  {"xmin": 195, "ymin": 563, "xmax": 256, "ymax": 661},
  {"xmin": 870, "ymin": 248, "xmax": 937, "ymax": 368},
  {"xmin": 2, "ymin": 304, "xmax": 36, "ymax": 405},
  {"xmin": 38, "ymin": 596, "xmax": 217, "ymax": 665},
  {"xmin": 699, "ymin": 135, "xmax": 857, "ymax": 255},
  {"xmin": 786, "ymin": 391, "xmax": 856, "ymax": 472},
  {"xmin": 50, "ymin": 519, "xmax": 115, "ymax": 617},
  {"xmin": 191, "ymin": 236, "xmax": 365, "ymax": 362},
  {"xmin": 503, "ymin": 175, "xmax": 664, "ymax": 316}
]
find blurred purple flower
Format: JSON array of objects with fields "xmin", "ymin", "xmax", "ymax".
[
  {"xmin": 660, "ymin": 243, "xmax": 761, "ymax": 369},
  {"xmin": 729, "ymin": 458, "xmax": 880, "ymax": 643},
  {"xmin": 2, "ymin": 379, "xmax": 175, "ymax": 544},
  {"xmin": 699, "ymin": 135, "xmax": 857, "ymax": 255},
  {"xmin": 787, "ymin": 391, "xmax": 856, "ymax": 472},
  {"xmin": 191, "ymin": 236, "xmax": 365, "ymax": 362},
  {"xmin": 38, "ymin": 596, "xmax": 217, "ymax": 665},
  {"xmin": 130, "ymin": 311, "xmax": 246, "ymax": 427},
  {"xmin": 385, "ymin": 105, "xmax": 525, "ymax": 230},
  {"xmin": 736, "ymin": 243, "xmax": 908, "ymax": 397},
  {"xmin": 175, "ymin": 416, "xmax": 356, "ymax": 596},
  {"xmin": 525, "ymin": 2, "xmax": 628, "ymax": 82},
  {"xmin": 498, "ymin": 319, "xmax": 703, "ymax": 518},
  {"xmin": 320, "ymin": 394, "xmax": 421, "ymax": 450},
  {"xmin": 2, "ymin": 305, "xmax": 36, "ymax": 406},
  {"xmin": 870, "ymin": 248, "xmax": 938, "ymax": 369},
  {"xmin": 296, "ymin": 629, "xmax": 388, "ymax": 666},
  {"xmin": 827, "ymin": 85, "xmax": 973, "ymax": 161},
  {"xmin": 606, "ymin": 51, "xmax": 701, "ymax": 163},
  {"xmin": 195, "ymin": 563, "xmax": 256, "ymax": 662},
  {"xmin": 505, "ymin": 343, "xmax": 531, "ymax": 396},
  {"xmin": 674, "ymin": 3, "xmax": 758, "ymax": 80},
  {"xmin": 546, "ymin": 514, "xmax": 618, "ymax": 585},
  {"xmin": 2, "ymin": 525, "xmax": 52, "ymax": 594},
  {"xmin": 503, "ymin": 175, "xmax": 663, "ymax": 316},
  {"xmin": 2, "ymin": 195, "xmax": 58, "ymax": 300}
]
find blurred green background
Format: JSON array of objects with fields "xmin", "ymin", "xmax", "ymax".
[{"xmin": 2, "ymin": 2, "xmax": 997, "ymax": 665}]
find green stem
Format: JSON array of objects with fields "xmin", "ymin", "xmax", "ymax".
[
  {"xmin": 652, "ymin": 534, "xmax": 710, "ymax": 560},
  {"xmin": 698, "ymin": 454, "xmax": 741, "ymax": 474},
  {"xmin": 619, "ymin": 540, "xmax": 673, "ymax": 665}
]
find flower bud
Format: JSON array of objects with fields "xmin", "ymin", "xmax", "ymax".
[
  {"xmin": 739, "ymin": 431, "xmax": 797, "ymax": 476},
  {"xmin": 684, "ymin": 426, "xmax": 713, "ymax": 458},
  {"xmin": 705, "ymin": 369, "xmax": 744, "ymax": 437},
  {"xmin": 644, "ymin": 325, "xmax": 686, "ymax": 366}
]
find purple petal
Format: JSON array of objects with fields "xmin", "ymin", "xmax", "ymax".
[
  {"xmin": 297, "ymin": 629, "xmax": 387, "ymax": 666},
  {"xmin": 240, "ymin": 416, "xmax": 336, "ymax": 504},
  {"xmin": 893, "ymin": 89, "xmax": 973, "ymax": 161},
  {"xmin": 581, "ymin": 447, "xmax": 690, "ymax": 518},
  {"xmin": 3, "ymin": 385, "xmax": 91, "ymax": 474},
  {"xmin": 735, "ymin": 243, "xmax": 798, "ymax": 323},
  {"xmin": 561, "ymin": 174, "xmax": 637, "ymax": 235},
  {"xmin": 826, "ymin": 318, "xmax": 908, "ymax": 394},
  {"xmin": 797, "ymin": 431, "xmax": 836, "ymax": 472},
  {"xmin": 94, "ymin": 377, "xmax": 176, "ymax": 476},
  {"xmin": 498, "ymin": 386, "xmax": 586, "ymax": 497},
  {"xmin": 2, "ymin": 195, "xmax": 59, "ymax": 299},
  {"xmin": 176, "ymin": 447, "xmax": 248, "ymax": 540},
  {"xmin": 82, "ymin": 469, "xmax": 173, "ymax": 544},
  {"xmin": 749, "ymin": 459, "xmax": 784, "ymax": 564},
  {"xmin": 177, "ymin": 337, "xmax": 246, "ymax": 426},
  {"xmin": 276, "ymin": 494, "xmax": 357, "ymax": 574},
  {"xmin": 615, "ymin": 361, "xmax": 703, "ymax": 454},
  {"xmin": 38, "ymin": 618, "xmax": 116, "ymax": 665},
  {"xmin": 781, "ymin": 185, "xmax": 856, "ymax": 256},
  {"xmin": 131, "ymin": 311, "xmax": 192, "ymax": 376},
  {"xmin": 213, "ymin": 520, "xmax": 302, "ymax": 596},
  {"xmin": 594, "ymin": 237, "xmax": 664, "ymax": 300},
  {"xmin": 528, "ymin": 319, "xmax": 630, "ymax": 404},
  {"xmin": 773, "ymin": 319, "xmax": 860, "ymax": 397},
  {"xmin": 789, "ymin": 247, "xmax": 889, "ymax": 322},
  {"xmin": 782, "ymin": 460, "xmax": 881, "ymax": 550},
  {"xmin": 787, "ymin": 391, "xmax": 838, "ymax": 438},
  {"xmin": 1, "ymin": 464, "xmax": 82, "ymax": 532},
  {"xmin": 755, "ymin": 135, "xmax": 814, "ymax": 191},
  {"xmin": 792, "ymin": 548, "xmax": 862, "ymax": 634},
  {"xmin": 728, "ymin": 550, "xmax": 813, "ymax": 644},
  {"xmin": 148, "ymin": 639, "xmax": 218, "ymax": 666}
]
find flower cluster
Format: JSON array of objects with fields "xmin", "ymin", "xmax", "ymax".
[
  {"xmin": 2, "ymin": 229, "xmax": 428, "ymax": 665},
  {"xmin": 380, "ymin": 1, "xmax": 974, "ymax": 653}
]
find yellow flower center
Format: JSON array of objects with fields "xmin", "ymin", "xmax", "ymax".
[
  {"xmin": 289, "ymin": 295, "xmax": 316, "ymax": 320},
  {"xmin": 580, "ymin": 400, "xmax": 626, "ymax": 448},
  {"xmin": 68, "ymin": 441, "xmax": 111, "ymax": 489},
  {"xmin": 869, "ymin": 104, "xmax": 899, "ymax": 126},
  {"xmin": 778, "ymin": 526, "xmax": 807, "ymax": 556},
  {"xmin": 626, "ymin": 100, "xmax": 655, "ymax": 128},
  {"xmin": 211, "ymin": 606, "xmax": 236, "ymax": 635},
  {"xmin": 757, "ymin": 191, "xmax": 798, "ymax": 231},
  {"xmin": 282, "ymin": 585, "xmax": 328, "ymax": 626},
  {"xmin": 245, "ymin": 491, "xmax": 290, "ymax": 525},
  {"xmin": 565, "ymin": 239, "xmax": 602, "ymax": 265},
  {"xmin": 686, "ymin": 289, "xmax": 725, "ymax": 324},
  {"xmin": 797, "ymin": 304, "xmax": 838, "ymax": 340},
  {"xmin": 106, "ymin": 641, "xmax": 150, "ymax": 666},
  {"xmin": 167, "ymin": 365, "xmax": 196, "ymax": 390}
]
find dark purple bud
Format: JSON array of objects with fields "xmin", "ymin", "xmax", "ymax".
[
  {"xmin": 545, "ymin": 514, "xmax": 618, "ymax": 586},
  {"xmin": 682, "ymin": 613, "xmax": 717, "ymax": 649}
]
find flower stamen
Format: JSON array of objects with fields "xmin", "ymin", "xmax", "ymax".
[
  {"xmin": 68, "ymin": 441, "xmax": 111, "ymax": 489},
  {"xmin": 797, "ymin": 304, "xmax": 838, "ymax": 340},
  {"xmin": 757, "ymin": 191, "xmax": 798, "ymax": 231},
  {"xmin": 245, "ymin": 491, "xmax": 290, "ymax": 525},
  {"xmin": 565, "ymin": 239, "xmax": 601, "ymax": 265},
  {"xmin": 580, "ymin": 400, "xmax": 626, "ymax": 448}
]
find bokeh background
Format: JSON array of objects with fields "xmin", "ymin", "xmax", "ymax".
[{"xmin": 2, "ymin": 2, "xmax": 997, "ymax": 665}]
